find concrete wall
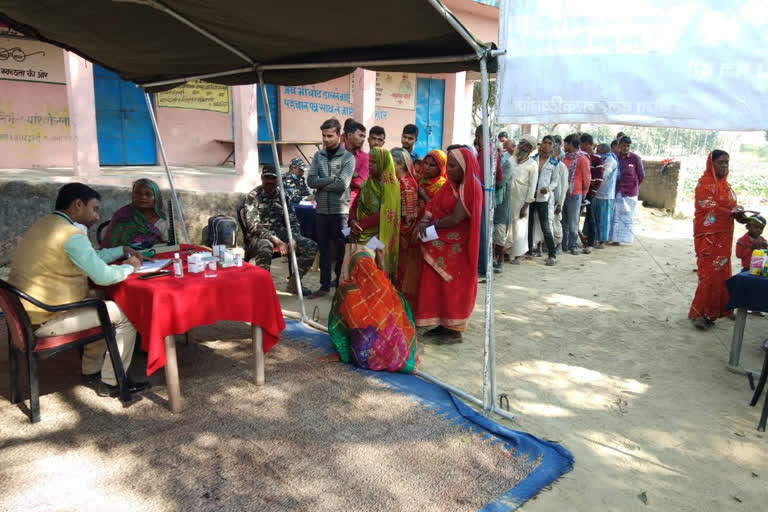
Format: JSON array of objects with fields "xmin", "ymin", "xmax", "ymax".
[
  {"xmin": 156, "ymin": 101, "xmax": 233, "ymax": 166},
  {"xmin": 639, "ymin": 160, "xmax": 682, "ymax": 213},
  {"xmin": 0, "ymin": 180, "xmax": 245, "ymax": 266},
  {"xmin": 0, "ymin": 79, "xmax": 72, "ymax": 168}
]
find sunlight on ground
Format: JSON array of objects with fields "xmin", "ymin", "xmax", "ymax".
[{"xmin": 544, "ymin": 294, "xmax": 618, "ymax": 311}]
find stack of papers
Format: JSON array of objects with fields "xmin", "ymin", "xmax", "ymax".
[
  {"xmin": 419, "ymin": 225, "xmax": 438, "ymax": 242},
  {"xmin": 135, "ymin": 258, "xmax": 172, "ymax": 273}
]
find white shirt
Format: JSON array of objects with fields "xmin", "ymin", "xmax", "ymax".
[{"xmin": 533, "ymin": 156, "xmax": 562, "ymax": 203}]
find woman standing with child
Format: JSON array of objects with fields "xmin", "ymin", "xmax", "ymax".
[{"xmin": 689, "ymin": 150, "xmax": 748, "ymax": 329}]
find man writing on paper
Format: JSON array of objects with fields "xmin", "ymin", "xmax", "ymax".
[
  {"xmin": 8, "ymin": 183, "xmax": 151, "ymax": 398},
  {"xmin": 245, "ymin": 166, "xmax": 318, "ymax": 296}
]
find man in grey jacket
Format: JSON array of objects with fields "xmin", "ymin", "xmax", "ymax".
[{"xmin": 307, "ymin": 118, "xmax": 355, "ymax": 298}]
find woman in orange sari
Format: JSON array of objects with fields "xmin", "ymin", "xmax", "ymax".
[
  {"xmin": 689, "ymin": 150, "xmax": 747, "ymax": 329},
  {"xmin": 418, "ymin": 149, "xmax": 447, "ymax": 217},
  {"xmin": 391, "ymin": 148, "xmax": 421, "ymax": 310},
  {"xmin": 415, "ymin": 147, "xmax": 483, "ymax": 342}
]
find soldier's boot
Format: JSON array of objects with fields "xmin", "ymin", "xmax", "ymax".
[{"xmin": 285, "ymin": 277, "xmax": 310, "ymax": 296}]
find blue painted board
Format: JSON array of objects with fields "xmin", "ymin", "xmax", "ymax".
[
  {"xmin": 414, "ymin": 78, "xmax": 444, "ymax": 159},
  {"xmin": 93, "ymin": 65, "xmax": 156, "ymax": 165},
  {"xmin": 257, "ymin": 84, "xmax": 279, "ymax": 165}
]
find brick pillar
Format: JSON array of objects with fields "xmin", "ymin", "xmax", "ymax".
[
  {"xmin": 232, "ymin": 84, "xmax": 260, "ymax": 183},
  {"xmin": 64, "ymin": 52, "xmax": 100, "ymax": 178},
  {"xmin": 351, "ymin": 68, "xmax": 376, "ymax": 130}
]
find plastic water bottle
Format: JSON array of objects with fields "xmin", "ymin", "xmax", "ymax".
[{"xmin": 173, "ymin": 252, "xmax": 184, "ymax": 278}]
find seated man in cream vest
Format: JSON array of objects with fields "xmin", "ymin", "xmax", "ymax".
[{"xmin": 9, "ymin": 183, "xmax": 151, "ymax": 398}]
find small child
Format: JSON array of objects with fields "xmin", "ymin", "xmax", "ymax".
[{"xmin": 735, "ymin": 214, "xmax": 767, "ymax": 271}]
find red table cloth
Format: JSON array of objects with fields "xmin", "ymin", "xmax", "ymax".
[{"xmin": 108, "ymin": 245, "xmax": 285, "ymax": 375}]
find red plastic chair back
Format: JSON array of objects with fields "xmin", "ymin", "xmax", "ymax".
[{"xmin": 0, "ymin": 288, "xmax": 29, "ymax": 352}]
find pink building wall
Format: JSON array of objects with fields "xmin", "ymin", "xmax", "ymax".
[
  {"xmin": 0, "ymin": 80, "xmax": 73, "ymax": 168},
  {"xmin": 155, "ymin": 101, "xmax": 233, "ymax": 166}
]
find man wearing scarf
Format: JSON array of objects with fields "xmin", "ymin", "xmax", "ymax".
[
  {"xmin": 561, "ymin": 133, "xmax": 591, "ymax": 255},
  {"xmin": 497, "ymin": 134, "xmax": 538, "ymax": 266}
]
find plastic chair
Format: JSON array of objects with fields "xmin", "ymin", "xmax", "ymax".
[
  {"xmin": 0, "ymin": 279, "xmax": 131, "ymax": 423},
  {"xmin": 749, "ymin": 344, "xmax": 768, "ymax": 432},
  {"xmin": 96, "ymin": 220, "xmax": 110, "ymax": 246},
  {"xmin": 237, "ymin": 202, "xmax": 285, "ymax": 266}
]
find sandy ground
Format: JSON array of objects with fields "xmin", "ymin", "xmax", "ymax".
[{"xmin": 274, "ymin": 206, "xmax": 768, "ymax": 511}]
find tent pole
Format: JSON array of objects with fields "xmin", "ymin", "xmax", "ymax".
[
  {"xmin": 479, "ymin": 54, "xmax": 496, "ymax": 415},
  {"xmin": 426, "ymin": 0, "xmax": 486, "ymax": 55},
  {"xmin": 129, "ymin": 0, "xmax": 255, "ymax": 66},
  {"xmin": 257, "ymin": 72, "xmax": 307, "ymax": 322},
  {"xmin": 143, "ymin": 55, "xmax": 479, "ymax": 89},
  {"xmin": 143, "ymin": 92, "xmax": 189, "ymax": 243}
]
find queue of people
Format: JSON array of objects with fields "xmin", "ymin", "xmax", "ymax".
[{"xmin": 491, "ymin": 131, "xmax": 645, "ymax": 269}]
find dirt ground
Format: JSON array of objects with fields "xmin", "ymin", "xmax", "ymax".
[{"xmin": 275, "ymin": 206, "xmax": 768, "ymax": 511}]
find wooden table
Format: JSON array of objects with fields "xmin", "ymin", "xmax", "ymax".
[
  {"xmin": 108, "ymin": 246, "xmax": 284, "ymax": 412},
  {"xmin": 215, "ymin": 139, "xmax": 321, "ymax": 166}
]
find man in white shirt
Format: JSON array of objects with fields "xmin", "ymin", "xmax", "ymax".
[{"xmin": 529, "ymin": 135, "xmax": 560, "ymax": 265}]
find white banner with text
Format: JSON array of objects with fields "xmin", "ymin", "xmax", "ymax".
[{"xmin": 496, "ymin": 0, "xmax": 768, "ymax": 130}]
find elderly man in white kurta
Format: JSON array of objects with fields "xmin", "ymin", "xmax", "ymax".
[{"xmin": 503, "ymin": 134, "xmax": 538, "ymax": 263}]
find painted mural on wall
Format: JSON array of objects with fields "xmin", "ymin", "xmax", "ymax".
[
  {"xmin": 0, "ymin": 108, "xmax": 70, "ymax": 146},
  {"xmin": 282, "ymin": 84, "xmax": 354, "ymax": 117},
  {"xmin": 157, "ymin": 80, "xmax": 231, "ymax": 113},
  {"xmin": 375, "ymin": 73, "xmax": 416, "ymax": 110},
  {"xmin": 0, "ymin": 37, "xmax": 65, "ymax": 84}
]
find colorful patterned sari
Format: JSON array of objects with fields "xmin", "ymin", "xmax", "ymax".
[
  {"xmin": 418, "ymin": 150, "xmax": 447, "ymax": 217},
  {"xmin": 689, "ymin": 152, "xmax": 737, "ymax": 321},
  {"xmin": 415, "ymin": 147, "xmax": 483, "ymax": 331},
  {"xmin": 328, "ymin": 245, "xmax": 419, "ymax": 373},
  {"xmin": 392, "ymin": 148, "xmax": 421, "ymax": 310},
  {"xmin": 356, "ymin": 147, "xmax": 401, "ymax": 282},
  {"xmin": 103, "ymin": 179, "xmax": 166, "ymax": 249}
]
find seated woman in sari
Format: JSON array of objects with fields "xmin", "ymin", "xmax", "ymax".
[
  {"xmin": 391, "ymin": 148, "xmax": 421, "ymax": 310},
  {"xmin": 102, "ymin": 178, "xmax": 169, "ymax": 249},
  {"xmin": 328, "ymin": 244, "xmax": 419, "ymax": 373},
  {"xmin": 418, "ymin": 149, "xmax": 447, "ymax": 217},
  {"xmin": 348, "ymin": 147, "xmax": 401, "ymax": 282},
  {"xmin": 415, "ymin": 147, "xmax": 483, "ymax": 342},
  {"xmin": 329, "ymin": 149, "xmax": 417, "ymax": 372},
  {"xmin": 689, "ymin": 150, "xmax": 747, "ymax": 329}
]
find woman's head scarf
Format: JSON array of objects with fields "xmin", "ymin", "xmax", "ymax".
[
  {"xmin": 359, "ymin": 147, "xmax": 401, "ymax": 281},
  {"xmin": 420, "ymin": 149, "xmax": 448, "ymax": 197},
  {"xmin": 448, "ymin": 146, "xmax": 484, "ymax": 274},
  {"xmin": 105, "ymin": 178, "xmax": 166, "ymax": 248}
]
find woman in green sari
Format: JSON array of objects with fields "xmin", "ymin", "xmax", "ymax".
[
  {"xmin": 348, "ymin": 147, "xmax": 401, "ymax": 282},
  {"xmin": 102, "ymin": 178, "xmax": 169, "ymax": 249}
]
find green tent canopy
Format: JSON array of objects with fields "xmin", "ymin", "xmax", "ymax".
[{"xmin": 0, "ymin": 0, "xmax": 493, "ymax": 90}]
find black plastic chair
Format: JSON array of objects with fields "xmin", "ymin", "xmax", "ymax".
[
  {"xmin": 96, "ymin": 220, "xmax": 110, "ymax": 246},
  {"xmin": 749, "ymin": 345, "xmax": 768, "ymax": 432},
  {"xmin": 0, "ymin": 279, "xmax": 131, "ymax": 423}
]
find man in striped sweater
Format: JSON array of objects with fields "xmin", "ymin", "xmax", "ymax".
[{"xmin": 307, "ymin": 118, "xmax": 356, "ymax": 298}]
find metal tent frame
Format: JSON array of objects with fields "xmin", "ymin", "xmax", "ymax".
[{"xmin": 135, "ymin": 0, "xmax": 512, "ymax": 421}]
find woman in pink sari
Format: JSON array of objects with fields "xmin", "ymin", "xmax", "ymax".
[{"xmin": 414, "ymin": 147, "xmax": 483, "ymax": 342}]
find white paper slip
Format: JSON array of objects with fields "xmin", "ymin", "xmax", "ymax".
[
  {"xmin": 135, "ymin": 258, "xmax": 172, "ymax": 273},
  {"xmin": 299, "ymin": 200, "xmax": 314, "ymax": 206},
  {"xmin": 366, "ymin": 236, "xmax": 385, "ymax": 251},
  {"xmin": 341, "ymin": 226, "xmax": 351, "ymax": 237},
  {"xmin": 419, "ymin": 225, "xmax": 438, "ymax": 242}
]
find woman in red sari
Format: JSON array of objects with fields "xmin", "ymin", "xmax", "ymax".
[
  {"xmin": 391, "ymin": 148, "xmax": 421, "ymax": 310},
  {"xmin": 415, "ymin": 147, "xmax": 483, "ymax": 342},
  {"xmin": 689, "ymin": 150, "xmax": 747, "ymax": 329},
  {"xmin": 418, "ymin": 149, "xmax": 447, "ymax": 217}
]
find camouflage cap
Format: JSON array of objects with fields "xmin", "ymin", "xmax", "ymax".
[{"xmin": 289, "ymin": 157, "xmax": 309, "ymax": 171}]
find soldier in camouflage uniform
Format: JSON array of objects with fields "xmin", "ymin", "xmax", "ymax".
[
  {"xmin": 282, "ymin": 157, "xmax": 311, "ymax": 208},
  {"xmin": 244, "ymin": 166, "xmax": 317, "ymax": 294}
]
